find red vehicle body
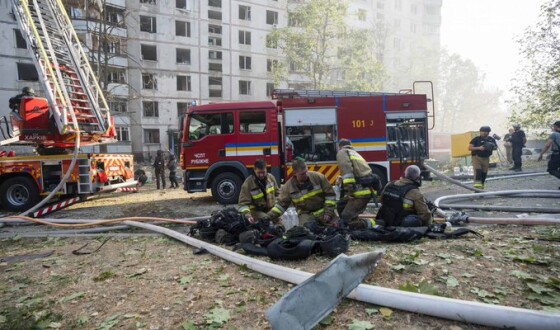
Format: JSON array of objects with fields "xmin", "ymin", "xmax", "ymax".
[{"xmin": 181, "ymin": 88, "xmax": 433, "ymax": 204}]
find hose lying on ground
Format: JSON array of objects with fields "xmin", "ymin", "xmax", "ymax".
[{"xmin": 0, "ymin": 215, "xmax": 209, "ymax": 228}]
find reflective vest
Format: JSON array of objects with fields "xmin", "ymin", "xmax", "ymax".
[{"xmin": 376, "ymin": 181, "xmax": 418, "ymax": 226}]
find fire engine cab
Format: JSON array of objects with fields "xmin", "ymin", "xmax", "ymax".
[{"xmin": 181, "ymin": 86, "xmax": 433, "ymax": 204}]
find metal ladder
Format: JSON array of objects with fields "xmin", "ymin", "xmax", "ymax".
[
  {"xmin": 77, "ymin": 158, "xmax": 92, "ymax": 193},
  {"xmin": 10, "ymin": 0, "xmax": 111, "ymax": 135}
]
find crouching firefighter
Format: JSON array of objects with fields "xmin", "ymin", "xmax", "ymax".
[
  {"xmin": 336, "ymin": 139, "xmax": 382, "ymax": 230},
  {"xmin": 375, "ymin": 165, "xmax": 433, "ymax": 227},
  {"xmin": 238, "ymin": 159, "xmax": 280, "ymax": 224},
  {"xmin": 264, "ymin": 159, "xmax": 338, "ymax": 234}
]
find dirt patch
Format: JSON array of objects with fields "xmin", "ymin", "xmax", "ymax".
[{"xmin": 0, "ymin": 162, "xmax": 559, "ymax": 329}]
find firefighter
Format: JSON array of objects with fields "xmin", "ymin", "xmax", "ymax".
[
  {"xmin": 9, "ymin": 86, "xmax": 35, "ymax": 111},
  {"xmin": 238, "ymin": 159, "xmax": 279, "ymax": 223},
  {"xmin": 375, "ymin": 165, "xmax": 432, "ymax": 227},
  {"xmin": 167, "ymin": 153, "xmax": 179, "ymax": 188},
  {"xmin": 468, "ymin": 126, "xmax": 497, "ymax": 189},
  {"xmin": 153, "ymin": 150, "xmax": 166, "ymax": 189},
  {"xmin": 265, "ymin": 159, "xmax": 337, "ymax": 234},
  {"xmin": 336, "ymin": 138, "xmax": 382, "ymax": 230}
]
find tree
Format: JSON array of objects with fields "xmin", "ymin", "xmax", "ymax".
[
  {"xmin": 509, "ymin": 0, "xmax": 560, "ymax": 130},
  {"xmin": 270, "ymin": 0, "xmax": 385, "ymax": 91}
]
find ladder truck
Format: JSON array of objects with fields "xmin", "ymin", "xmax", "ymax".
[{"xmin": 0, "ymin": 0, "xmax": 137, "ymax": 212}]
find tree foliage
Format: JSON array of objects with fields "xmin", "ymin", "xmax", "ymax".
[
  {"xmin": 270, "ymin": 0, "xmax": 385, "ymax": 91},
  {"xmin": 509, "ymin": 0, "xmax": 560, "ymax": 130}
]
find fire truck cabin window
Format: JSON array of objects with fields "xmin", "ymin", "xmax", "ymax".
[
  {"xmin": 239, "ymin": 112, "xmax": 266, "ymax": 133},
  {"xmin": 188, "ymin": 112, "xmax": 233, "ymax": 140}
]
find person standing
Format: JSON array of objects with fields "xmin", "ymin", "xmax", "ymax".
[
  {"xmin": 336, "ymin": 138, "xmax": 381, "ymax": 229},
  {"xmin": 266, "ymin": 159, "xmax": 337, "ymax": 233},
  {"xmin": 375, "ymin": 165, "xmax": 432, "ymax": 227},
  {"xmin": 537, "ymin": 121, "xmax": 560, "ymax": 189},
  {"xmin": 503, "ymin": 128, "xmax": 514, "ymax": 164},
  {"xmin": 509, "ymin": 123, "xmax": 527, "ymax": 171},
  {"xmin": 167, "ymin": 154, "xmax": 179, "ymax": 188},
  {"xmin": 238, "ymin": 159, "xmax": 279, "ymax": 223},
  {"xmin": 468, "ymin": 126, "xmax": 497, "ymax": 189},
  {"xmin": 153, "ymin": 150, "xmax": 166, "ymax": 190}
]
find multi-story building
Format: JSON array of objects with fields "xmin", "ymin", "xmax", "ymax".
[{"xmin": 0, "ymin": 0, "xmax": 441, "ymax": 160}]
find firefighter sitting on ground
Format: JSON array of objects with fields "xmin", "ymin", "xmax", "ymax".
[
  {"xmin": 265, "ymin": 158, "xmax": 337, "ymax": 234},
  {"xmin": 238, "ymin": 159, "xmax": 280, "ymax": 223},
  {"xmin": 375, "ymin": 165, "xmax": 433, "ymax": 227},
  {"xmin": 9, "ymin": 86, "xmax": 35, "ymax": 111},
  {"xmin": 336, "ymin": 138, "xmax": 382, "ymax": 230},
  {"xmin": 468, "ymin": 126, "xmax": 497, "ymax": 189}
]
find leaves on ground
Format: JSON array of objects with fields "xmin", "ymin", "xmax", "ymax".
[
  {"xmin": 348, "ymin": 319, "xmax": 374, "ymax": 330},
  {"xmin": 204, "ymin": 307, "xmax": 230, "ymax": 327},
  {"xmin": 58, "ymin": 291, "xmax": 85, "ymax": 303},
  {"xmin": 399, "ymin": 280, "xmax": 442, "ymax": 296}
]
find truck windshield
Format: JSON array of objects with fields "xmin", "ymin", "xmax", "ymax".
[{"xmin": 188, "ymin": 112, "xmax": 233, "ymax": 141}]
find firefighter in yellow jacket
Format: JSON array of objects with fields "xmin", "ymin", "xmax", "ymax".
[
  {"xmin": 266, "ymin": 159, "xmax": 337, "ymax": 233},
  {"xmin": 336, "ymin": 139, "xmax": 382, "ymax": 229},
  {"xmin": 238, "ymin": 159, "xmax": 280, "ymax": 223}
]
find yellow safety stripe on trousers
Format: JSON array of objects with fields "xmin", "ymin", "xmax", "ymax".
[
  {"xmin": 325, "ymin": 196, "xmax": 337, "ymax": 206},
  {"xmin": 353, "ymin": 189, "xmax": 372, "ymax": 197},
  {"xmin": 342, "ymin": 177, "xmax": 356, "ymax": 184},
  {"xmin": 271, "ymin": 205, "xmax": 285, "ymax": 215},
  {"xmin": 239, "ymin": 205, "xmax": 252, "ymax": 213},
  {"xmin": 292, "ymin": 188, "xmax": 323, "ymax": 204},
  {"xmin": 312, "ymin": 208, "xmax": 325, "ymax": 217}
]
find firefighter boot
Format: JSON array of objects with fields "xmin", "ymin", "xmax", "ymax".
[
  {"xmin": 480, "ymin": 171, "xmax": 488, "ymax": 189},
  {"xmin": 473, "ymin": 170, "xmax": 484, "ymax": 189}
]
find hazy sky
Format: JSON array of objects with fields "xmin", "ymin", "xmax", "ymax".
[{"xmin": 440, "ymin": 0, "xmax": 547, "ymax": 89}]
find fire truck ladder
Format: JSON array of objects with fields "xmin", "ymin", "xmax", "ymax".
[
  {"xmin": 272, "ymin": 89, "xmax": 399, "ymax": 99},
  {"xmin": 11, "ymin": 0, "xmax": 111, "ymax": 136}
]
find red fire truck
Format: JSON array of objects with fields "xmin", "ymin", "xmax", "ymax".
[{"xmin": 180, "ymin": 85, "xmax": 434, "ymax": 204}]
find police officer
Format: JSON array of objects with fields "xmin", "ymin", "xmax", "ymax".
[
  {"xmin": 375, "ymin": 165, "xmax": 432, "ymax": 227},
  {"xmin": 509, "ymin": 123, "xmax": 526, "ymax": 171},
  {"xmin": 238, "ymin": 159, "xmax": 279, "ymax": 223},
  {"xmin": 266, "ymin": 159, "xmax": 337, "ymax": 233},
  {"xmin": 9, "ymin": 87, "xmax": 35, "ymax": 111},
  {"xmin": 153, "ymin": 150, "xmax": 166, "ymax": 189},
  {"xmin": 468, "ymin": 126, "xmax": 497, "ymax": 189},
  {"xmin": 336, "ymin": 138, "xmax": 381, "ymax": 229}
]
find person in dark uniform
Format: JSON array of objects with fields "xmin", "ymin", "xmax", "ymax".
[
  {"xmin": 153, "ymin": 150, "xmax": 166, "ymax": 190},
  {"xmin": 167, "ymin": 153, "xmax": 179, "ymax": 188},
  {"xmin": 468, "ymin": 126, "xmax": 497, "ymax": 189},
  {"xmin": 9, "ymin": 87, "xmax": 35, "ymax": 111},
  {"xmin": 509, "ymin": 123, "xmax": 527, "ymax": 171}
]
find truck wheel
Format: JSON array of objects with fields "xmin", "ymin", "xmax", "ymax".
[
  {"xmin": 371, "ymin": 167, "xmax": 388, "ymax": 190},
  {"xmin": 211, "ymin": 172, "xmax": 242, "ymax": 205},
  {"xmin": 0, "ymin": 177, "xmax": 40, "ymax": 212}
]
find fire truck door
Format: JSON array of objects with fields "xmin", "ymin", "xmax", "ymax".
[
  {"xmin": 235, "ymin": 110, "xmax": 276, "ymax": 164},
  {"xmin": 186, "ymin": 112, "xmax": 234, "ymax": 167}
]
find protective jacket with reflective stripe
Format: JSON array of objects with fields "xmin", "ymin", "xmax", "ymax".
[
  {"xmin": 238, "ymin": 173, "xmax": 279, "ymax": 214},
  {"xmin": 376, "ymin": 178, "xmax": 432, "ymax": 226},
  {"xmin": 336, "ymin": 145, "xmax": 374, "ymax": 198},
  {"xmin": 267, "ymin": 171, "xmax": 336, "ymax": 220}
]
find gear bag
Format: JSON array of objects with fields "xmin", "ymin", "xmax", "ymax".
[
  {"xmin": 210, "ymin": 207, "xmax": 249, "ymax": 236},
  {"xmin": 350, "ymin": 224, "xmax": 482, "ymax": 243},
  {"xmin": 266, "ymin": 226, "xmax": 318, "ymax": 260}
]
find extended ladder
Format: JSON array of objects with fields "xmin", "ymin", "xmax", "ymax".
[
  {"xmin": 272, "ymin": 89, "xmax": 400, "ymax": 99},
  {"xmin": 11, "ymin": 0, "xmax": 112, "ymax": 137}
]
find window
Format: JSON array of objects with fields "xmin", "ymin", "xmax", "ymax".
[
  {"xmin": 208, "ymin": 37, "xmax": 222, "ymax": 46},
  {"xmin": 177, "ymin": 102, "xmax": 189, "ymax": 117},
  {"xmin": 176, "ymin": 0, "xmax": 188, "ymax": 9},
  {"xmin": 143, "ymin": 101, "xmax": 159, "ymax": 117},
  {"xmin": 177, "ymin": 75, "xmax": 192, "ymax": 91},
  {"xmin": 104, "ymin": 5, "xmax": 125, "ymax": 26},
  {"xmin": 266, "ymin": 10, "xmax": 278, "ymax": 25},
  {"xmin": 239, "ymin": 30, "xmax": 251, "ymax": 45},
  {"xmin": 239, "ymin": 56, "xmax": 252, "ymax": 70},
  {"xmin": 393, "ymin": 19, "xmax": 401, "ymax": 30},
  {"xmin": 208, "ymin": 24, "xmax": 222, "ymax": 34},
  {"xmin": 395, "ymin": 0, "xmax": 401, "ymax": 10},
  {"xmin": 209, "ymin": 50, "xmax": 222, "ymax": 60},
  {"xmin": 209, "ymin": 77, "xmax": 222, "ymax": 97},
  {"xmin": 208, "ymin": 10, "xmax": 222, "ymax": 20},
  {"xmin": 266, "ymin": 34, "xmax": 277, "ymax": 48},
  {"xmin": 101, "ymin": 37, "xmax": 126, "ymax": 55},
  {"xmin": 267, "ymin": 59, "xmax": 278, "ymax": 72},
  {"xmin": 209, "ymin": 62, "xmax": 222, "ymax": 72},
  {"xmin": 176, "ymin": 48, "xmax": 191, "ymax": 64},
  {"xmin": 188, "ymin": 112, "xmax": 233, "ymax": 140},
  {"xmin": 208, "ymin": 0, "xmax": 221, "ymax": 7},
  {"xmin": 17, "ymin": 63, "xmax": 38, "ymax": 81},
  {"xmin": 109, "ymin": 99, "xmax": 127, "ymax": 112},
  {"xmin": 239, "ymin": 80, "xmax": 251, "ymax": 95},
  {"xmin": 14, "ymin": 29, "xmax": 26, "ymax": 49},
  {"xmin": 142, "ymin": 73, "xmax": 157, "ymax": 89},
  {"xmin": 357, "ymin": 9, "xmax": 367, "ymax": 21},
  {"xmin": 116, "ymin": 126, "xmax": 130, "ymax": 141},
  {"xmin": 176, "ymin": 21, "xmax": 191, "ymax": 37},
  {"xmin": 393, "ymin": 37, "xmax": 401, "ymax": 50},
  {"xmin": 410, "ymin": 23, "xmax": 416, "ymax": 33},
  {"xmin": 140, "ymin": 0, "xmax": 157, "ymax": 4},
  {"xmin": 239, "ymin": 5, "xmax": 251, "ymax": 20},
  {"xmin": 144, "ymin": 129, "xmax": 160, "ymax": 143},
  {"xmin": 266, "ymin": 83, "xmax": 274, "ymax": 97},
  {"xmin": 141, "ymin": 44, "xmax": 157, "ymax": 61},
  {"xmin": 240, "ymin": 112, "xmax": 266, "ymax": 133},
  {"xmin": 411, "ymin": 4, "xmax": 417, "ymax": 14},
  {"xmin": 140, "ymin": 16, "xmax": 156, "ymax": 33},
  {"xmin": 107, "ymin": 67, "xmax": 126, "ymax": 83}
]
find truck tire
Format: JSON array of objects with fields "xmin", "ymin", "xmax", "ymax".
[
  {"xmin": 0, "ymin": 176, "xmax": 40, "ymax": 212},
  {"xmin": 371, "ymin": 167, "xmax": 388, "ymax": 190},
  {"xmin": 211, "ymin": 172, "xmax": 242, "ymax": 205}
]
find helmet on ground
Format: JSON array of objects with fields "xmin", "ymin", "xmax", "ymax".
[
  {"xmin": 479, "ymin": 126, "xmax": 491, "ymax": 133},
  {"xmin": 318, "ymin": 233, "xmax": 349, "ymax": 258},
  {"xmin": 266, "ymin": 237, "xmax": 316, "ymax": 260}
]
